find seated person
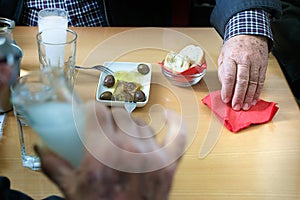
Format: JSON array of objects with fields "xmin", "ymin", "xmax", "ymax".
[
  {"xmin": 0, "ymin": 0, "xmax": 282, "ymax": 111},
  {"xmin": 272, "ymin": 0, "xmax": 300, "ymax": 107}
]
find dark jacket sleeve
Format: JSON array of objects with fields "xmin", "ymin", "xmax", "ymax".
[
  {"xmin": 0, "ymin": 0, "xmax": 24, "ymax": 25},
  {"xmin": 210, "ymin": 0, "xmax": 282, "ymax": 37}
]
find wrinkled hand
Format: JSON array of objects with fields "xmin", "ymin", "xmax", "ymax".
[
  {"xmin": 34, "ymin": 102, "xmax": 186, "ymax": 200},
  {"xmin": 218, "ymin": 35, "xmax": 269, "ymax": 110}
]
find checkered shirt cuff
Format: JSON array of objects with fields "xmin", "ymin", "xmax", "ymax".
[{"xmin": 224, "ymin": 9, "xmax": 273, "ymax": 43}]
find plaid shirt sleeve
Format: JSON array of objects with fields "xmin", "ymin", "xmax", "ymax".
[
  {"xmin": 224, "ymin": 9, "xmax": 273, "ymax": 47},
  {"xmin": 21, "ymin": 0, "xmax": 109, "ymax": 27}
]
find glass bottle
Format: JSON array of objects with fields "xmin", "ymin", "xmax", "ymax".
[
  {"xmin": 0, "ymin": 32, "xmax": 22, "ymax": 113},
  {"xmin": 0, "ymin": 17, "xmax": 16, "ymax": 42}
]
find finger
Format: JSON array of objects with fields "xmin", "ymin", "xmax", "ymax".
[
  {"xmin": 111, "ymin": 108, "xmax": 158, "ymax": 154},
  {"xmin": 84, "ymin": 101, "xmax": 116, "ymax": 144},
  {"xmin": 111, "ymin": 107, "xmax": 142, "ymax": 152},
  {"xmin": 242, "ymin": 80, "xmax": 257, "ymax": 110},
  {"xmin": 219, "ymin": 58, "xmax": 237, "ymax": 103},
  {"xmin": 218, "ymin": 51, "xmax": 224, "ymax": 67},
  {"xmin": 231, "ymin": 63, "xmax": 249, "ymax": 110},
  {"xmin": 85, "ymin": 101, "xmax": 115, "ymax": 135},
  {"xmin": 111, "ymin": 107, "xmax": 139, "ymax": 138},
  {"xmin": 161, "ymin": 110, "xmax": 186, "ymax": 164},
  {"xmin": 83, "ymin": 101, "xmax": 121, "ymax": 166},
  {"xmin": 100, "ymin": 110, "xmax": 187, "ymax": 173},
  {"xmin": 217, "ymin": 61, "xmax": 224, "ymax": 84},
  {"xmin": 34, "ymin": 140, "xmax": 73, "ymax": 187},
  {"xmin": 131, "ymin": 110, "xmax": 186, "ymax": 174},
  {"xmin": 252, "ymin": 65, "xmax": 267, "ymax": 105},
  {"xmin": 217, "ymin": 52, "xmax": 224, "ymax": 83},
  {"xmin": 133, "ymin": 118, "xmax": 158, "ymax": 152},
  {"xmin": 242, "ymin": 64, "xmax": 259, "ymax": 110}
]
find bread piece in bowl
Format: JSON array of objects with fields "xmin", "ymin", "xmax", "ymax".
[{"xmin": 162, "ymin": 45, "xmax": 206, "ymax": 75}]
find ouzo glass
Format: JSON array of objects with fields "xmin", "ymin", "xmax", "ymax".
[
  {"xmin": 11, "ymin": 68, "xmax": 85, "ymax": 169},
  {"xmin": 36, "ymin": 29, "xmax": 77, "ymax": 86}
]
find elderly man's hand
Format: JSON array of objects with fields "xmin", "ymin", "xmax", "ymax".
[
  {"xmin": 218, "ymin": 35, "xmax": 269, "ymax": 110},
  {"xmin": 35, "ymin": 102, "xmax": 186, "ymax": 200}
]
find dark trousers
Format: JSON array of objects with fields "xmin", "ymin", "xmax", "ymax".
[{"xmin": 0, "ymin": 176, "xmax": 64, "ymax": 200}]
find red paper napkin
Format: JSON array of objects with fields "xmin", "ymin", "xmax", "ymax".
[{"xmin": 202, "ymin": 90, "xmax": 279, "ymax": 133}]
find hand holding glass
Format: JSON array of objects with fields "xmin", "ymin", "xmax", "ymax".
[{"xmin": 11, "ymin": 69, "xmax": 85, "ymax": 168}]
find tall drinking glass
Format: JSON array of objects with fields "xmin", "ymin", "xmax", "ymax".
[
  {"xmin": 36, "ymin": 29, "xmax": 77, "ymax": 85},
  {"xmin": 37, "ymin": 8, "xmax": 74, "ymax": 84},
  {"xmin": 11, "ymin": 68, "xmax": 85, "ymax": 169},
  {"xmin": 38, "ymin": 8, "xmax": 68, "ymax": 32}
]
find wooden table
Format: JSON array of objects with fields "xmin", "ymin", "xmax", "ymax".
[{"xmin": 0, "ymin": 27, "xmax": 299, "ymax": 199}]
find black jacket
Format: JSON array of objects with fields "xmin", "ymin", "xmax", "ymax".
[
  {"xmin": 211, "ymin": 0, "xmax": 282, "ymax": 37},
  {"xmin": 0, "ymin": 0, "xmax": 23, "ymax": 24},
  {"xmin": 271, "ymin": 0, "xmax": 300, "ymax": 100}
]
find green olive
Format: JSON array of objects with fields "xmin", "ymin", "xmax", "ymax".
[
  {"xmin": 137, "ymin": 64, "xmax": 150, "ymax": 75},
  {"xmin": 134, "ymin": 90, "xmax": 146, "ymax": 102},
  {"xmin": 99, "ymin": 91, "xmax": 113, "ymax": 100},
  {"xmin": 103, "ymin": 75, "xmax": 115, "ymax": 88}
]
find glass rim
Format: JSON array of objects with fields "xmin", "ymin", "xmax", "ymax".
[
  {"xmin": 0, "ymin": 17, "xmax": 15, "ymax": 29},
  {"xmin": 38, "ymin": 8, "xmax": 68, "ymax": 19},
  {"xmin": 36, "ymin": 28, "xmax": 77, "ymax": 45},
  {"xmin": 10, "ymin": 68, "xmax": 65, "ymax": 93}
]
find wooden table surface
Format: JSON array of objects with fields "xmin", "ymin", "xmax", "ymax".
[{"xmin": 0, "ymin": 26, "xmax": 299, "ymax": 199}]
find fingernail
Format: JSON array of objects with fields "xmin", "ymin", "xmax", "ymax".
[
  {"xmin": 233, "ymin": 104, "xmax": 241, "ymax": 111},
  {"xmin": 223, "ymin": 97, "xmax": 230, "ymax": 103},
  {"xmin": 242, "ymin": 103, "xmax": 250, "ymax": 110},
  {"xmin": 252, "ymin": 99, "xmax": 257, "ymax": 106}
]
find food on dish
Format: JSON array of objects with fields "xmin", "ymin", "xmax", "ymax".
[
  {"xmin": 96, "ymin": 62, "xmax": 151, "ymax": 107},
  {"xmin": 133, "ymin": 90, "xmax": 146, "ymax": 102},
  {"xmin": 162, "ymin": 44, "xmax": 205, "ymax": 74},
  {"xmin": 99, "ymin": 73, "xmax": 147, "ymax": 102},
  {"xmin": 113, "ymin": 80, "xmax": 142, "ymax": 101},
  {"xmin": 99, "ymin": 91, "xmax": 113, "ymax": 100},
  {"xmin": 137, "ymin": 63, "xmax": 150, "ymax": 75},
  {"xmin": 103, "ymin": 74, "xmax": 115, "ymax": 88}
]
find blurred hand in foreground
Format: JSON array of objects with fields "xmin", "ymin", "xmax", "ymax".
[
  {"xmin": 35, "ymin": 101, "xmax": 187, "ymax": 200},
  {"xmin": 218, "ymin": 35, "xmax": 269, "ymax": 110},
  {"xmin": 0, "ymin": 62, "xmax": 13, "ymax": 88}
]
